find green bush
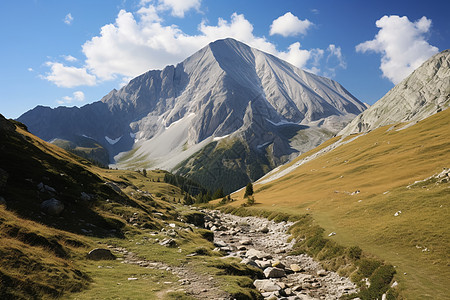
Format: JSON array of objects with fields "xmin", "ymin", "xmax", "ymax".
[
  {"xmin": 347, "ymin": 246, "xmax": 362, "ymax": 260},
  {"xmin": 358, "ymin": 259, "xmax": 382, "ymax": 278}
]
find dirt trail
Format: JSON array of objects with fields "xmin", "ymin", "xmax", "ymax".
[{"xmin": 110, "ymin": 245, "xmax": 232, "ymax": 300}]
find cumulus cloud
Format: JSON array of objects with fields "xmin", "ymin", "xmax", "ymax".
[
  {"xmin": 157, "ymin": 0, "xmax": 202, "ymax": 17},
  {"xmin": 62, "ymin": 55, "xmax": 77, "ymax": 62},
  {"xmin": 45, "ymin": 4, "xmax": 343, "ymax": 87},
  {"xmin": 81, "ymin": 9, "xmax": 321, "ymax": 81},
  {"xmin": 356, "ymin": 15, "xmax": 439, "ymax": 84},
  {"xmin": 44, "ymin": 62, "xmax": 96, "ymax": 88},
  {"xmin": 64, "ymin": 13, "xmax": 73, "ymax": 25},
  {"xmin": 57, "ymin": 91, "xmax": 85, "ymax": 105},
  {"xmin": 270, "ymin": 12, "xmax": 313, "ymax": 37}
]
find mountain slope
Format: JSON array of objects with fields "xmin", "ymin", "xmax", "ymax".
[
  {"xmin": 0, "ymin": 114, "xmax": 284, "ymax": 299},
  {"xmin": 339, "ymin": 49, "xmax": 450, "ymax": 136},
  {"xmin": 228, "ymin": 107, "xmax": 450, "ymax": 299},
  {"xmin": 18, "ymin": 38, "xmax": 366, "ymax": 193}
]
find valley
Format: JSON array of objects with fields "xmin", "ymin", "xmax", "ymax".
[{"xmin": 1, "ymin": 41, "xmax": 449, "ymax": 300}]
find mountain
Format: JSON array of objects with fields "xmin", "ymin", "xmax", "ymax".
[
  {"xmin": 339, "ymin": 49, "xmax": 450, "ymax": 136},
  {"xmin": 18, "ymin": 38, "xmax": 366, "ymax": 193}
]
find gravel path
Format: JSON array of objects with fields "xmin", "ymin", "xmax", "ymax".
[{"xmin": 203, "ymin": 209, "xmax": 358, "ymax": 300}]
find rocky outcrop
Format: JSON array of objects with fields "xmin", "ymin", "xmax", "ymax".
[{"xmin": 339, "ymin": 49, "xmax": 450, "ymax": 136}]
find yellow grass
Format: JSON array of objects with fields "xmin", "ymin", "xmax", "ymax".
[{"xmin": 231, "ymin": 109, "xmax": 450, "ymax": 299}]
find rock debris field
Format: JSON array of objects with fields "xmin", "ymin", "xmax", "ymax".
[
  {"xmin": 204, "ymin": 209, "xmax": 358, "ymax": 300},
  {"xmin": 109, "ymin": 209, "xmax": 358, "ymax": 300}
]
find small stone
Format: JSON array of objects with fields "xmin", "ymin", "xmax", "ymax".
[
  {"xmin": 290, "ymin": 264, "xmax": 303, "ymax": 272},
  {"xmin": 239, "ymin": 239, "xmax": 252, "ymax": 245},
  {"xmin": 317, "ymin": 269, "xmax": 328, "ymax": 276},
  {"xmin": 260, "ymin": 227, "xmax": 269, "ymax": 233},
  {"xmin": 272, "ymin": 260, "xmax": 285, "ymax": 269},
  {"xmin": 128, "ymin": 277, "xmax": 138, "ymax": 281}
]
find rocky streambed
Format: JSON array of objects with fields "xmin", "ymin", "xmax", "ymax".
[{"xmin": 203, "ymin": 209, "xmax": 358, "ymax": 300}]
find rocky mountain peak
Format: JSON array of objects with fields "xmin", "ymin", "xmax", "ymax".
[{"xmin": 339, "ymin": 49, "xmax": 450, "ymax": 136}]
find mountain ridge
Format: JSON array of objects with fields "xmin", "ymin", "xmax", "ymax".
[
  {"xmin": 18, "ymin": 38, "xmax": 366, "ymax": 192},
  {"xmin": 339, "ymin": 49, "xmax": 450, "ymax": 136}
]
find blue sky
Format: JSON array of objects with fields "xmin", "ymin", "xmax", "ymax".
[{"xmin": 1, "ymin": 0, "xmax": 448, "ymax": 119}]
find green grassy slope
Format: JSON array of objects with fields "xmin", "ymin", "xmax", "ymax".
[
  {"xmin": 0, "ymin": 115, "xmax": 262, "ymax": 299},
  {"xmin": 229, "ymin": 108, "xmax": 450, "ymax": 299}
]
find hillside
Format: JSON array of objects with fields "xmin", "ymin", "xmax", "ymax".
[
  {"xmin": 0, "ymin": 114, "xmax": 264, "ymax": 299},
  {"xmin": 228, "ymin": 108, "xmax": 450, "ymax": 299}
]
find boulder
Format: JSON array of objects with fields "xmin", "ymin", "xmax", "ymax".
[
  {"xmin": 214, "ymin": 240, "xmax": 228, "ymax": 248},
  {"xmin": 253, "ymin": 279, "xmax": 282, "ymax": 292},
  {"xmin": 240, "ymin": 258, "xmax": 259, "ymax": 269},
  {"xmin": 255, "ymin": 260, "xmax": 272, "ymax": 269},
  {"xmin": 264, "ymin": 267, "xmax": 286, "ymax": 278},
  {"xmin": 87, "ymin": 248, "xmax": 116, "ymax": 260},
  {"xmin": 246, "ymin": 248, "xmax": 271, "ymax": 260},
  {"xmin": 40, "ymin": 198, "xmax": 64, "ymax": 216}
]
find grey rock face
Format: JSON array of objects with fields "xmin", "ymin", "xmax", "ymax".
[
  {"xmin": 339, "ymin": 49, "xmax": 450, "ymax": 136},
  {"xmin": 40, "ymin": 198, "xmax": 64, "ymax": 216}
]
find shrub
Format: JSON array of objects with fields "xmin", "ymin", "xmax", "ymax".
[
  {"xmin": 358, "ymin": 259, "xmax": 382, "ymax": 278},
  {"xmin": 347, "ymin": 246, "xmax": 362, "ymax": 260}
]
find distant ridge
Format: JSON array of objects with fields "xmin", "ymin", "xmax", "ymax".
[{"xmin": 339, "ymin": 49, "xmax": 450, "ymax": 136}]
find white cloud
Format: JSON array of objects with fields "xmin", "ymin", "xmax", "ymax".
[
  {"xmin": 64, "ymin": 13, "xmax": 73, "ymax": 25},
  {"xmin": 356, "ymin": 15, "xmax": 439, "ymax": 84},
  {"xmin": 278, "ymin": 42, "xmax": 316, "ymax": 70},
  {"xmin": 81, "ymin": 9, "xmax": 322, "ymax": 81},
  {"xmin": 63, "ymin": 55, "xmax": 77, "ymax": 62},
  {"xmin": 322, "ymin": 44, "xmax": 347, "ymax": 77},
  {"xmin": 270, "ymin": 12, "xmax": 313, "ymax": 37},
  {"xmin": 28, "ymin": 67, "xmax": 34, "ymax": 72},
  {"xmin": 45, "ymin": 62, "xmax": 96, "ymax": 88},
  {"xmin": 157, "ymin": 0, "xmax": 201, "ymax": 18},
  {"xmin": 45, "ymin": 5, "xmax": 342, "ymax": 87},
  {"xmin": 57, "ymin": 91, "xmax": 85, "ymax": 105}
]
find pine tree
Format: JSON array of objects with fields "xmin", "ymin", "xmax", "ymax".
[{"xmin": 244, "ymin": 182, "xmax": 253, "ymax": 198}]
